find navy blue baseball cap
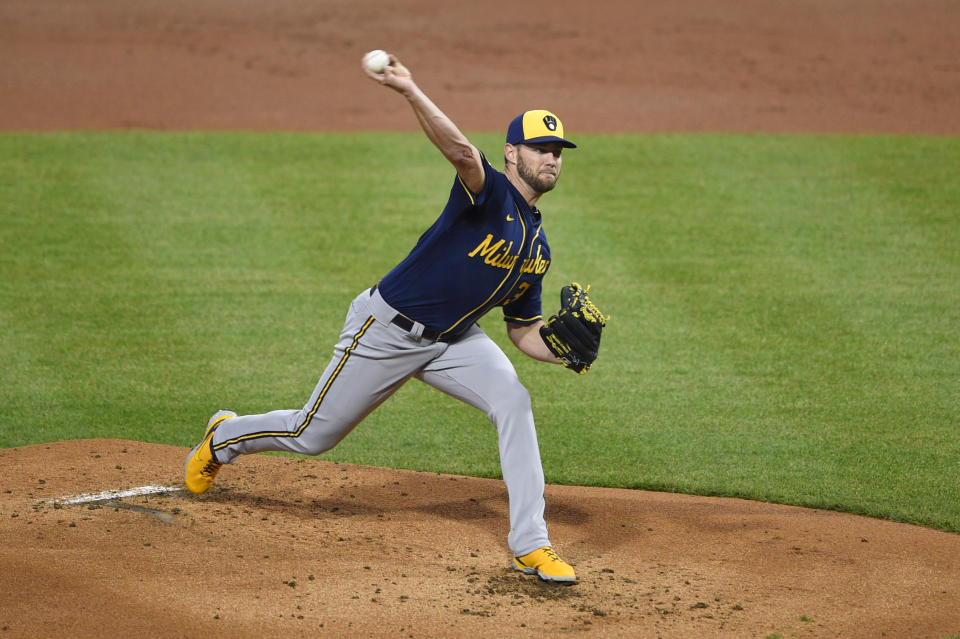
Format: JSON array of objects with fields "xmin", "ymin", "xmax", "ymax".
[{"xmin": 506, "ymin": 110, "xmax": 577, "ymax": 148}]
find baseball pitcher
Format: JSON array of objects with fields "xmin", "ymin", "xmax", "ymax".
[{"xmin": 185, "ymin": 52, "xmax": 607, "ymax": 583}]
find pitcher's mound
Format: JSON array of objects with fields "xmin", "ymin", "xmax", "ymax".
[{"xmin": 1, "ymin": 439, "xmax": 958, "ymax": 637}]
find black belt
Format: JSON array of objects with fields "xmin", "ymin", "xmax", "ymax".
[{"xmin": 370, "ymin": 285, "xmax": 461, "ymax": 343}]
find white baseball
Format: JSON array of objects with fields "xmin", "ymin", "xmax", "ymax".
[{"xmin": 363, "ymin": 49, "xmax": 390, "ymax": 73}]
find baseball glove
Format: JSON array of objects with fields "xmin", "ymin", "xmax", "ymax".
[{"xmin": 540, "ymin": 283, "xmax": 609, "ymax": 374}]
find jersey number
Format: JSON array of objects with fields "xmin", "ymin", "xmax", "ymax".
[{"xmin": 506, "ymin": 282, "xmax": 530, "ymax": 305}]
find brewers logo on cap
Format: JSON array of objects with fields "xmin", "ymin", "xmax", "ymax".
[{"xmin": 506, "ymin": 110, "xmax": 577, "ymax": 148}]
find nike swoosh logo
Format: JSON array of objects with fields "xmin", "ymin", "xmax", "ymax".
[{"xmin": 506, "ymin": 214, "xmax": 515, "ymax": 222}]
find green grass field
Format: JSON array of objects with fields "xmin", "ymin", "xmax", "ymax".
[{"xmin": 2, "ymin": 131, "xmax": 957, "ymax": 531}]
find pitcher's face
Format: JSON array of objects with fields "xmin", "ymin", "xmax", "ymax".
[{"xmin": 515, "ymin": 142, "xmax": 564, "ymax": 194}]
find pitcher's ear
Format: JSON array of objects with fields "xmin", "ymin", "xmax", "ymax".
[{"xmin": 504, "ymin": 143, "xmax": 517, "ymax": 167}]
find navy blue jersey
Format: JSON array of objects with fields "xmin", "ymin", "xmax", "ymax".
[{"xmin": 377, "ymin": 153, "xmax": 551, "ymax": 340}]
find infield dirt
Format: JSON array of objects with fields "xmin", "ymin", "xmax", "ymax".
[{"xmin": 1, "ymin": 1, "xmax": 959, "ymax": 637}]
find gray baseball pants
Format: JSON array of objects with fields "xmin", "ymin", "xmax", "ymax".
[{"xmin": 209, "ymin": 287, "xmax": 551, "ymax": 556}]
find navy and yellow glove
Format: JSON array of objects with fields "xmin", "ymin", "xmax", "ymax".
[{"xmin": 539, "ymin": 283, "xmax": 608, "ymax": 374}]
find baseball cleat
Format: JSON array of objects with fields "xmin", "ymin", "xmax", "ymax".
[
  {"xmin": 184, "ymin": 410, "xmax": 236, "ymax": 495},
  {"xmin": 513, "ymin": 546, "xmax": 577, "ymax": 583}
]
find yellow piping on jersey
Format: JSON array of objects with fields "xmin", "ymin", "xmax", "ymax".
[
  {"xmin": 212, "ymin": 315, "xmax": 376, "ymax": 451},
  {"xmin": 441, "ymin": 203, "xmax": 541, "ymax": 339},
  {"xmin": 493, "ymin": 219, "xmax": 543, "ymax": 308},
  {"xmin": 457, "ymin": 175, "xmax": 477, "ymax": 206},
  {"xmin": 504, "ymin": 314, "xmax": 543, "ymax": 323}
]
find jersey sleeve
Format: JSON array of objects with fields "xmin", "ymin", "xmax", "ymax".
[
  {"xmin": 502, "ymin": 279, "xmax": 544, "ymax": 326},
  {"xmin": 452, "ymin": 150, "xmax": 495, "ymax": 208}
]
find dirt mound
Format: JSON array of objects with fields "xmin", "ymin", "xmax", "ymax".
[{"xmin": 2, "ymin": 440, "xmax": 958, "ymax": 637}]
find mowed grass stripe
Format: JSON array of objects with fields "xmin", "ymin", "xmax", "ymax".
[{"xmin": 1, "ymin": 132, "xmax": 957, "ymax": 530}]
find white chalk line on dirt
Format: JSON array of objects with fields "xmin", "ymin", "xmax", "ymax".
[{"xmin": 53, "ymin": 485, "xmax": 182, "ymax": 505}]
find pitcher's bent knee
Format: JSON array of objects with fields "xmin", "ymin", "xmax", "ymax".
[
  {"xmin": 487, "ymin": 382, "xmax": 533, "ymax": 421},
  {"xmin": 288, "ymin": 423, "xmax": 350, "ymax": 456}
]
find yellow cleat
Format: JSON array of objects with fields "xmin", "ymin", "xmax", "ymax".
[
  {"xmin": 184, "ymin": 410, "xmax": 236, "ymax": 495},
  {"xmin": 513, "ymin": 546, "xmax": 577, "ymax": 583}
]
